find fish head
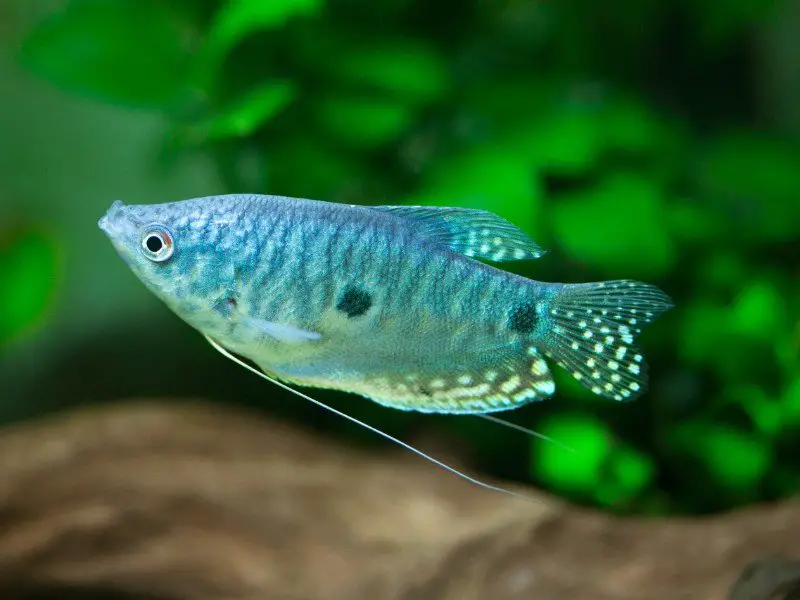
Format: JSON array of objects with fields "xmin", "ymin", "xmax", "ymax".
[{"xmin": 98, "ymin": 197, "xmax": 245, "ymax": 323}]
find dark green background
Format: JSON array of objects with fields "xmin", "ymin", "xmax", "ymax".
[{"xmin": 0, "ymin": 0, "xmax": 798, "ymax": 515}]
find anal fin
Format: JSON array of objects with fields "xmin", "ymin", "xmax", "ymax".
[{"xmin": 353, "ymin": 347, "xmax": 555, "ymax": 414}]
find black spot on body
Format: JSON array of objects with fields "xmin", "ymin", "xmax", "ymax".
[
  {"xmin": 336, "ymin": 286, "xmax": 372, "ymax": 318},
  {"xmin": 508, "ymin": 303, "xmax": 538, "ymax": 334}
]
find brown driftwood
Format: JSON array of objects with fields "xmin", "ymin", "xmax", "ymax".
[{"xmin": 0, "ymin": 400, "xmax": 797, "ymax": 600}]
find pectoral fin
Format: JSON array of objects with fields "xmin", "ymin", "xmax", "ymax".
[{"xmin": 239, "ymin": 314, "xmax": 322, "ymax": 343}]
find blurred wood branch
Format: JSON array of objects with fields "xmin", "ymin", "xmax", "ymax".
[{"xmin": 0, "ymin": 401, "xmax": 798, "ymax": 600}]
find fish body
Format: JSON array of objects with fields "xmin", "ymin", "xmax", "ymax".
[{"xmin": 99, "ymin": 194, "xmax": 673, "ymax": 414}]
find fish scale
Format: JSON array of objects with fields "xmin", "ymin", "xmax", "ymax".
[{"xmin": 98, "ymin": 194, "xmax": 673, "ymax": 414}]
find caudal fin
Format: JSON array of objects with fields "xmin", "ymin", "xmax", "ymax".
[{"xmin": 538, "ymin": 280, "xmax": 673, "ymax": 401}]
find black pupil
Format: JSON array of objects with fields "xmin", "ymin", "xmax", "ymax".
[{"xmin": 146, "ymin": 234, "xmax": 164, "ymax": 253}]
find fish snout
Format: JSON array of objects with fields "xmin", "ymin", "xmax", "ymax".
[{"xmin": 98, "ymin": 200, "xmax": 129, "ymax": 236}]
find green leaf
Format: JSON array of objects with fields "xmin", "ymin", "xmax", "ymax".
[
  {"xmin": 550, "ymin": 172, "xmax": 676, "ymax": 275},
  {"xmin": 728, "ymin": 386, "xmax": 781, "ymax": 437},
  {"xmin": 673, "ymin": 422, "xmax": 770, "ymax": 491},
  {"xmin": 678, "ymin": 298, "xmax": 777, "ymax": 382},
  {"xmin": 313, "ymin": 95, "xmax": 413, "ymax": 148},
  {"xmin": 602, "ymin": 97, "xmax": 664, "ymax": 154},
  {"xmin": 697, "ymin": 252, "xmax": 748, "ymax": 292},
  {"xmin": 593, "ymin": 446, "xmax": 655, "ymax": 508},
  {"xmin": 678, "ymin": 300, "xmax": 728, "ymax": 367},
  {"xmin": 524, "ymin": 106, "xmax": 604, "ymax": 172},
  {"xmin": 701, "ymin": 425, "xmax": 771, "ymax": 490},
  {"xmin": 666, "ymin": 201, "xmax": 727, "ymax": 243},
  {"xmin": 464, "ymin": 79, "xmax": 556, "ymax": 131},
  {"xmin": 608, "ymin": 448, "xmax": 655, "ymax": 496},
  {"xmin": 0, "ymin": 228, "xmax": 60, "ymax": 345},
  {"xmin": 730, "ymin": 281, "xmax": 786, "ymax": 342},
  {"xmin": 696, "ymin": 133, "xmax": 800, "ymax": 242},
  {"xmin": 531, "ymin": 412, "xmax": 612, "ymax": 494},
  {"xmin": 330, "ymin": 40, "xmax": 449, "ymax": 103},
  {"xmin": 193, "ymin": 81, "xmax": 295, "ymax": 141},
  {"xmin": 781, "ymin": 376, "xmax": 800, "ymax": 428},
  {"xmin": 19, "ymin": 0, "xmax": 190, "ymax": 108},
  {"xmin": 205, "ymin": 0, "xmax": 321, "ymax": 62}
]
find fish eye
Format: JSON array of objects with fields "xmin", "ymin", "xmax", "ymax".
[{"xmin": 140, "ymin": 225, "xmax": 174, "ymax": 262}]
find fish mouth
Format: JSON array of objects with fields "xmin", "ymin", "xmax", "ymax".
[{"xmin": 98, "ymin": 200, "xmax": 130, "ymax": 237}]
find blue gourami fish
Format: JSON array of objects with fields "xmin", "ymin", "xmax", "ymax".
[{"xmin": 99, "ymin": 194, "xmax": 673, "ymax": 494}]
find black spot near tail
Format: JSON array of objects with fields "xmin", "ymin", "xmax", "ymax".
[
  {"xmin": 336, "ymin": 285, "xmax": 372, "ymax": 318},
  {"xmin": 508, "ymin": 303, "xmax": 538, "ymax": 334}
]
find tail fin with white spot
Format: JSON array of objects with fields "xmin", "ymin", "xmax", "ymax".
[{"xmin": 538, "ymin": 280, "xmax": 673, "ymax": 401}]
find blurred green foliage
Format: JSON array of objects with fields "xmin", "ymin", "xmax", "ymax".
[
  {"xmin": 3, "ymin": 0, "xmax": 798, "ymax": 515},
  {"xmin": 0, "ymin": 227, "xmax": 60, "ymax": 346},
  {"xmin": 533, "ymin": 412, "xmax": 656, "ymax": 507},
  {"xmin": 21, "ymin": 0, "xmax": 191, "ymax": 107}
]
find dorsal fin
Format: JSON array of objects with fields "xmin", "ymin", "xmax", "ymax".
[{"xmin": 370, "ymin": 205, "xmax": 546, "ymax": 261}]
